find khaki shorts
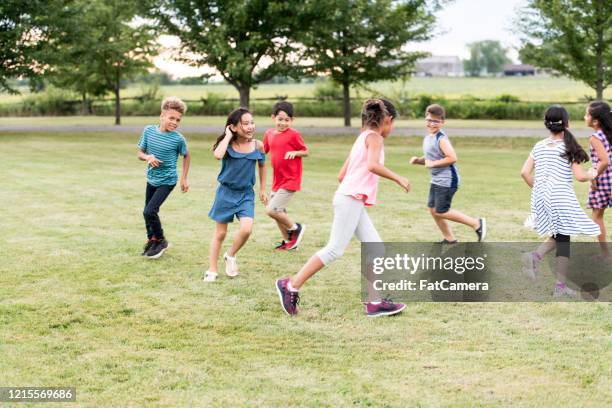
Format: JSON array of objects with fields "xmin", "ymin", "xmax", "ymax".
[{"xmin": 266, "ymin": 189, "xmax": 295, "ymax": 213}]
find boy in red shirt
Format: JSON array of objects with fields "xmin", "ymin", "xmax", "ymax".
[{"xmin": 263, "ymin": 101, "xmax": 309, "ymax": 250}]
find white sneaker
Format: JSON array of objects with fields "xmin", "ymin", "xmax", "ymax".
[
  {"xmin": 522, "ymin": 252, "xmax": 540, "ymax": 279},
  {"xmin": 552, "ymin": 283, "xmax": 578, "ymax": 298},
  {"xmin": 224, "ymin": 252, "xmax": 239, "ymax": 277},
  {"xmin": 202, "ymin": 270, "xmax": 218, "ymax": 283}
]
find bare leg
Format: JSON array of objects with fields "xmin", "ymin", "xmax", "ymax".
[
  {"xmin": 208, "ymin": 223, "xmax": 228, "ymax": 272},
  {"xmin": 267, "ymin": 210, "xmax": 294, "ymax": 240},
  {"xmin": 592, "ymin": 209, "xmax": 609, "ymax": 256},
  {"xmin": 554, "ymin": 256, "xmax": 569, "ymax": 283},
  {"xmin": 429, "ymin": 208, "xmax": 455, "ymax": 241},
  {"xmin": 434, "ymin": 209, "xmax": 479, "ymax": 230},
  {"xmin": 535, "ymin": 238, "xmax": 556, "ymax": 258},
  {"xmin": 227, "ymin": 217, "xmax": 254, "ymax": 257},
  {"xmin": 290, "ymin": 254, "xmax": 325, "ymax": 289}
]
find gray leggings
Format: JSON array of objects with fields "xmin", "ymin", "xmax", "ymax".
[{"xmin": 316, "ymin": 192, "xmax": 382, "ymax": 265}]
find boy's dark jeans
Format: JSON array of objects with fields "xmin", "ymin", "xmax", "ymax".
[{"xmin": 144, "ymin": 183, "xmax": 175, "ymax": 239}]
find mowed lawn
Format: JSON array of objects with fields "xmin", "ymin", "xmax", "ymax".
[{"xmin": 0, "ymin": 131, "xmax": 610, "ymax": 407}]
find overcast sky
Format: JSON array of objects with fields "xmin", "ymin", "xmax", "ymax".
[{"xmin": 154, "ymin": 0, "xmax": 528, "ymax": 78}]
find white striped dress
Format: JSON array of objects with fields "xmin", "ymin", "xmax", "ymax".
[{"xmin": 529, "ymin": 138, "xmax": 600, "ymax": 237}]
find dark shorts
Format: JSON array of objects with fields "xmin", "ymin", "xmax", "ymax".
[{"xmin": 427, "ymin": 184, "xmax": 457, "ymax": 214}]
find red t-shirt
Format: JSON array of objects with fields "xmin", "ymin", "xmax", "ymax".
[{"xmin": 263, "ymin": 128, "xmax": 307, "ymax": 192}]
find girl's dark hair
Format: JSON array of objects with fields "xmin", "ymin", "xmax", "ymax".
[
  {"xmin": 212, "ymin": 107, "xmax": 251, "ymax": 151},
  {"xmin": 361, "ymin": 98, "xmax": 397, "ymax": 128},
  {"xmin": 544, "ymin": 105, "xmax": 589, "ymax": 164},
  {"xmin": 273, "ymin": 101, "xmax": 294, "ymax": 117},
  {"xmin": 588, "ymin": 101, "xmax": 612, "ymax": 145}
]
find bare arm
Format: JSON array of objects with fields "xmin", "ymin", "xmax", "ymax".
[
  {"xmin": 426, "ymin": 138, "xmax": 457, "ymax": 168},
  {"xmin": 257, "ymin": 141, "xmax": 268, "ymax": 204},
  {"xmin": 572, "ymin": 162, "xmax": 597, "ymax": 182},
  {"xmin": 338, "ymin": 155, "xmax": 350, "ymax": 183},
  {"xmin": 213, "ymin": 127, "xmax": 233, "ymax": 160},
  {"xmin": 137, "ymin": 150, "xmax": 162, "ymax": 167},
  {"xmin": 285, "ymin": 148, "xmax": 309, "ymax": 159},
  {"xmin": 409, "ymin": 156, "xmax": 425, "ymax": 165},
  {"xmin": 366, "ymin": 133, "xmax": 410, "ymax": 192},
  {"xmin": 520, "ymin": 156, "xmax": 535, "ymax": 188},
  {"xmin": 180, "ymin": 152, "xmax": 190, "ymax": 193},
  {"xmin": 590, "ymin": 136, "xmax": 609, "ymax": 176}
]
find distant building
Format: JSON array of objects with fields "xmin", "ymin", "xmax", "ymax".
[
  {"xmin": 415, "ymin": 56, "xmax": 464, "ymax": 77},
  {"xmin": 503, "ymin": 64, "xmax": 536, "ymax": 76}
]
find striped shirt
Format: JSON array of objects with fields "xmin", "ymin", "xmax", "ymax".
[
  {"xmin": 138, "ymin": 125, "xmax": 188, "ymax": 186},
  {"xmin": 530, "ymin": 138, "xmax": 600, "ymax": 237},
  {"xmin": 423, "ymin": 130, "xmax": 460, "ymax": 188}
]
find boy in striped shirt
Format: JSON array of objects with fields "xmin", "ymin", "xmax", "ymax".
[{"xmin": 137, "ymin": 97, "xmax": 190, "ymax": 258}]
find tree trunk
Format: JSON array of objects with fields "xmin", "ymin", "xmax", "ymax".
[
  {"xmin": 81, "ymin": 92, "xmax": 88, "ymax": 115},
  {"xmin": 342, "ymin": 81, "xmax": 351, "ymax": 127},
  {"xmin": 114, "ymin": 66, "xmax": 121, "ymax": 125},
  {"xmin": 595, "ymin": 12, "xmax": 604, "ymax": 101},
  {"xmin": 238, "ymin": 85, "xmax": 250, "ymax": 108}
]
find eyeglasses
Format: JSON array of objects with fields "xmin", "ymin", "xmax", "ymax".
[{"xmin": 425, "ymin": 118, "xmax": 442, "ymax": 124}]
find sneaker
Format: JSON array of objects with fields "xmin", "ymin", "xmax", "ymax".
[
  {"xmin": 522, "ymin": 252, "xmax": 540, "ymax": 279},
  {"xmin": 475, "ymin": 218, "xmax": 487, "ymax": 242},
  {"xmin": 438, "ymin": 239, "xmax": 458, "ymax": 244},
  {"xmin": 224, "ymin": 252, "xmax": 239, "ymax": 277},
  {"xmin": 285, "ymin": 223, "xmax": 306, "ymax": 250},
  {"xmin": 202, "ymin": 270, "xmax": 218, "ymax": 283},
  {"xmin": 553, "ymin": 282, "xmax": 578, "ymax": 298},
  {"xmin": 275, "ymin": 277, "xmax": 299, "ymax": 315},
  {"xmin": 365, "ymin": 299, "xmax": 406, "ymax": 317},
  {"xmin": 275, "ymin": 240, "xmax": 288, "ymax": 250},
  {"xmin": 141, "ymin": 239, "xmax": 155, "ymax": 256},
  {"xmin": 146, "ymin": 239, "xmax": 169, "ymax": 259}
]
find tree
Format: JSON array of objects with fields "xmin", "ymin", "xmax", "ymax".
[
  {"xmin": 0, "ymin": 0, "xmax": 72, "ymax": 93},
  {"xmin": 516, "ymin": 0, "xmax": 612, "ymax": 100},
  {"xmin": 463, "ymin": 40, "xmax": 511, "ymax": 77},
  {"xmin": 300, "ymin": 0, "xmax": 440, "ymax": 127},
  {"xmin": 152, "ymin": 0, "xmax": 308, "ymax": 107},
  {"xmin": 46, "ymin": 0, "xmax": 156, "ymax": 123}
]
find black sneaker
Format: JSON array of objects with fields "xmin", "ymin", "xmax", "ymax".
[
  {"xmin": 438, "ymin": 239, "xmax": 458, "ymax": 244},
  {"xmin": 141, "ymin": 239, "xmax": 155, "ymax": 256},
  {"xmin": 146, "ymin": 239, "xmax": 170, "ymax": 259},
  {"xmin": 475, "ymin": 218, "xmax": 487, "ymax": 242}
]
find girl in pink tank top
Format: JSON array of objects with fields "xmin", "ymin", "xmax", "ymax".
[{"xmin": 275, "ymin": 99, "xmax": 412, "ymax": 317}]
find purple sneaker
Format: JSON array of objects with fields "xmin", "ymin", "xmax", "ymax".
[
  {"xmin": 275, "ymin": 277, "xmax": 300, "ymax": 316},
  {"xmin": 365, "ymin": 299, "xmax": 406, "ymax": 317}
]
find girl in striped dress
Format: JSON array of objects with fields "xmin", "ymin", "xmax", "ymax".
[
  {"xmin": 520, "ymin": 105, "xmax": 599, "ymax": 297},
  {"xmin": 585, "ymin": 101, "xmax": 612, "ymax": 258}
]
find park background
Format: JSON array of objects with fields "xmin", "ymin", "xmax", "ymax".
[{"xmin": 1, "ymin": 0, "xmax": 610, "ymax": 406}]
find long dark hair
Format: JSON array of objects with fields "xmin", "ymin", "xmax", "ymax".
[
  {"xmin": 212, "ymin": 107, "xmax": 251, "ymax": 151},
  {"xmin": 588, "ymin": 101, "xmax": 612, "ymax": 146},
  {"xmin": 544, "ymin": 105, "xmax": 589, "ymax": 164}
]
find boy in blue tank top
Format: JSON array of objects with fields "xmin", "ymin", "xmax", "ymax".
[
  {"xmin": 410, "ymin": 104, "xmax": 486, "ymax": 243},
  {"xmin": 137, "ymin": 97, "xmax": 190, "ymax": 259}
]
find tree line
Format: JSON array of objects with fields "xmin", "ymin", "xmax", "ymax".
[{"xmin": 0, "ymin": 0, "xmax": 610, "ymax": 126}]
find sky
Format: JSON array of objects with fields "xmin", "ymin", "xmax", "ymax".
[{"xmin": 153, "ymin": 0, "xmax": 528, "ymax": 79}]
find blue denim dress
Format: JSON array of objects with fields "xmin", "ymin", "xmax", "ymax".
[{"xmin": 208, "ymin": 142, "xmax": 265, "ymax": 223}]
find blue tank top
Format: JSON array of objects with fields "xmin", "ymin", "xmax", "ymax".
[{"xmin": 217, "ymin": 142, "xmax": 265, "ymax": 190}]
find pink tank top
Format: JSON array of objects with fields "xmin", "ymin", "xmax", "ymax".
[{"xmin": 337, "ymin": 130, "xmax": 384, "ymax": 206}]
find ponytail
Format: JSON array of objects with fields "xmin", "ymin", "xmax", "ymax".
[
  {"xmin": 361, "ymin": 99, "xmax": 388, "ymax": 129},
  {"xmin": 544, "ymin": 104, "xmax": 589, "ymax": 164}
]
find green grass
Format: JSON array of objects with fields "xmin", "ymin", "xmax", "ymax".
[
  {"xmin": 0, "ymin": 115, "xmax": 591, "ymax": 131},
  {"xmin": 1, "ymin": 132, "xmax": 610, "ymax": 406},
  {"xmin": 1, "ymin": 76, "xmax": 604, "ymax": 105}
]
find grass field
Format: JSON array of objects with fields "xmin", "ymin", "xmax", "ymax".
[
  {"xmin": 1, "ymin": 131, "xmax": 610, "ymax": 406},
  {"xmin": 1, "ymin": 76, "xmax": 605, "ymax": 105},
  {"xmin": 0, "ymin": 115, "xmax": 592, "ymax": 132}
]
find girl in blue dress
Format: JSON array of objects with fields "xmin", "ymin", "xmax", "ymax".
[{"xmin": 204, "ymin": 108, "xmax": 267, "ymax": 282}]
